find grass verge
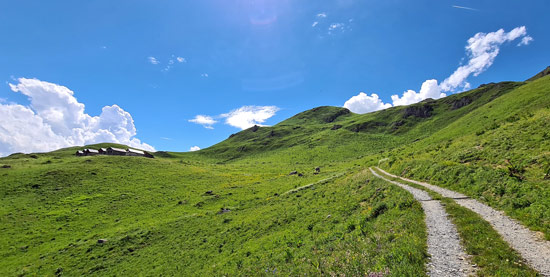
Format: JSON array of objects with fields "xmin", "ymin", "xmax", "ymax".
[{"xmin": 371, "ymin": 168, "xmax": 539, "ymax": 276}]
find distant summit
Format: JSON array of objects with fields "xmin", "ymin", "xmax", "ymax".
[{"xmin": 526, "ymin": 66, "xmax": 550, "ymax": 82}]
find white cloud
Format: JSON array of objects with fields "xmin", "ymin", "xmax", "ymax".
[
  {"xmin": 148, "ymin": 56, "xmax": 160, "ymax": 65},
  {"xmin": 312, "ymin": 12, "xmax": 326, "ymax": 28},
  {"xmin": 189, "ymin": 146, "xmax": 200, "ymax": 152},
  {"xmin": 327, "ymin": 22, "xmax": 352, "ymax": 35},
  {"xmin": 201, "ymin": 73, "xmax": 209, "ymax": 78},
  {"xmin": 343, "ymin": 26, "xmax": 532, "ymax": 110},
  {"xmin": 161, "ymin": 55, "xmax": 186, "ymax": 72},
  {"xmin": 328, "ymin": 23, "xmax": 344, "ymax": 34},
  {"xmin": 343, "ymin": 93, "xmax": 392, "ymax": 114},
  {"xmin": 221, "ymin": 106, "xmax": 279, "ymax": 130},
  {"xmin": 152, "ymin": 55, "xmax": 186, "ymax": 72},
  {"xmin": 452, "ymin": 5, "xmax": 478, "ymax": 11},
  {"xmin": 518, "ymin": 36, "xmax": 533, "ymax": 46},
  {"xmin": 440, "ymin": 26, "xmax": 531, "ymax": 92},
  {"xmin": 190, "ymin": 106, "xmax": 279, "ymax": 130},
  {"xmin": 189, "ymin": 115, "xmax": 217, "ymax": 129},
  {"xmin": 391, "ymin": 79, "xmax": 447, "ymax": 106},
  {"xmin": 0, "ymin": 104, "xmax": 68, "ymax": 156},
  {"xmin": 0, "ymin": 78, "xmax": 154, "ymax": 157}
]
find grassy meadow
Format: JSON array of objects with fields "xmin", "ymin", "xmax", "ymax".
[
  {"xmin": 1, "ymin": 71, "xmax": 549, "ymax": 275},
  {"xmin": 1, "ymin": 151, "xmax": 426, "ymax": 276}
]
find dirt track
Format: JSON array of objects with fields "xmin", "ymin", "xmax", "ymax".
[
  {"xmin": 375, "ymin": 167, "xmax": 550, "ymax": 276},
  {"xmin": 370, "ymin": 168, "xmax": 475, "ymax": 276}
]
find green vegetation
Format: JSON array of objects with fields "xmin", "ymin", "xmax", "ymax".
[
  {"xmin": 1, "ymin": 69, "xmax": 549, "ymax": 275},
  {"xmin": 372, "ymin": 167, "xmax": 538, "ymax": 276},
  {"xmin": 381, "ymin": 75, "xmax": 550, "ymax": 238},
  {"xmin": 443, "ymin": 199, "xmax": 538, "ymax": 276},
  {"xmin": 0, "ymin": 154, "xmax": 427, "ymax": 275}
]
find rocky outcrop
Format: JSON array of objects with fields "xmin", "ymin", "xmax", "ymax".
[
  {"xmin": 451, "ymin": 97, "xmax": 473, "ymax": 110},
  {"xmin": 403, "ymin": 104, "xmax": 433, "ymax": 118},
  {"xmin": 347, "ymin": 121, "xmax": 387, "ymax": 132},
  {"xmin": 323, "ymin": 108, "xmax": 350, "ymax": 123}
]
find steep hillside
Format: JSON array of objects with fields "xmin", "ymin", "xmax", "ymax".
[
  {"xmin": 382, "ymin": 74, "xmax": 550, "ymax": 237},
  {"xmin": 200, "ymin": 80, "xmax": 523, "ymax": 162}
]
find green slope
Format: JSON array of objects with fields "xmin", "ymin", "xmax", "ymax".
[
  {"xmin": 1, "ymin": 68, "xmax": 549, "ymax": 275},
  {"xmin": 200, "ymin": 79, "xmax": 523, "ymax": 164},
  {"xmin": 382, "ymin": 74, "xmax": 550, "ymax": 238}
]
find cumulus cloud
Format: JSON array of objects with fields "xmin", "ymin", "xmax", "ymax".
[
  {"xmin": 0, "ymin": 78, "xmax": 154, "ymax": 157},
  {"xmin": 148, "ymin": 56, "xmax": 160, "ymax": 65},
  {"xmin": 201, "ymin": 73, "xmax": 209, "ymax": 78},
  {"xmin": 343, "ymin": 26, "xmax": 532, "ymax": 111},
  {"xmin": 312, "ymin": 21, "xmax": 319, "ymax": 27},
  {"xmin": 317, "ymin": 13, "xmax": 327, "ymax": 18},
  {"xmin": 440, "ymin": 26, "xmax": 531, "ymax": 92},
  {"xmin": 221, "ymin": 106, "xmax": 279, "ymax": 130},
  {"xmin": 391, "ymin": 79, "xmax": 447, "ymax": 106},
  {"xmin": 188, "ymin": 115, "xmax": 217, "ymax": 129},
  {"xmin": 176, "ymin": 57, "xmax": 186, "ymax": 63},
  {"xmin": 189, "ymin": 146, "xmax": 200, "ymax": 152},
  {"xmin": 343, "ymin": 93, "xmax": 392, "ymax": 114}
]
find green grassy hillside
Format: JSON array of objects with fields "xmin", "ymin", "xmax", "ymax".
[
  {"xmin": 1, "ymin": 69, "xmax": 549, "ymax": 275},
  {"xmin": 382, "ymin": 74, "xmax": 550, "ymax": 238}
]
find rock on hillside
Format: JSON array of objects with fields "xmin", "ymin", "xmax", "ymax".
[{"xmin": 527, "ymin": 66, "xmax": 550, "ymax": 82}]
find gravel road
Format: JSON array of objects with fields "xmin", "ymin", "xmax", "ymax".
[
  {"xmin": 370, "ymin": 168, "xmax": 475, "ymax": 276},
  {"xmin": 375, "ymin": 167, "xmax": 550, "ymax": 276}
]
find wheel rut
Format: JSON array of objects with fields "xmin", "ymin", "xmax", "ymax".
[
  {"xmin": 375, "ymin": 167, "xmax": 550, "ymax": 276},
  {"xmin": 369, "ymin": 168, "xmax": 475, "ymax": 276}
]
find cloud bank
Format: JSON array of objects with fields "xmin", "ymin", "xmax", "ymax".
[
  {"xmin": 344, "ymin": 26, "xmax": 532, "ymax": 113},
  {"xmin": 189, "ymin": 105, "xmax": 279, "ymax": 130},
  {"xmin": 0, "ymin": 78, "xmax": 154, "ymax": 156}
]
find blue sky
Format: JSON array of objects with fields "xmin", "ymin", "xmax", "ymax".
[{"xmin": 0, "ymin": 0, "xmax": 548, "ymax": 155}]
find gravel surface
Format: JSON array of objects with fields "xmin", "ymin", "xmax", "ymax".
[
  {"xmin": 376, "ymin": 167, "xmax": 550, "ymax": 276},
  {"xmin": 370, "ymin": 169, "xmax": 474, "ymax": 276}
]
